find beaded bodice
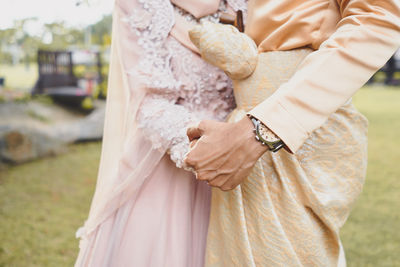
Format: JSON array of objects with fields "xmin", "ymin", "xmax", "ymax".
[{"xmin": 122, "ymin": 0, "xmax": 247, "ymax": 168}]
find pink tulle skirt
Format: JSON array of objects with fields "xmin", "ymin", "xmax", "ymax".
[{"xmin": 76, "ymin": 155, "xmax": 211, "ymax": 267}]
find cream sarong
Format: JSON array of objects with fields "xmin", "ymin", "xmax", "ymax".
[{"xmin": 205, "ymin": 49, "xmax": 368, "ymax": 266}]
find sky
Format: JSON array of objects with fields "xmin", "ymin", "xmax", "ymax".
[{"xmin": 0, "ymin": 0, "xmax": 114, "ymax": 30}]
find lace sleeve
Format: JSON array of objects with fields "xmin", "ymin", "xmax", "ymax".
[
  {"xmin": 226, "ymin": 0, "xmax": 247, "ymax": 12},
  {"xmin": 120, "ymin": 0, "xmax": 196, "ymax": 170},
  {"xmin": 137, "ymin": 95, "xmax": 199, "ymax": 170},
  {"xmin": 123, "ymin": 0, "xmax": 241, "ymax": 170}
]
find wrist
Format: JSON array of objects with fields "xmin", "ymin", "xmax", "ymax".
[
  {"xmin": 236, "ymin": 116, "xmax": 269, "ymax": 155},
  {"xmin": 246, "ymin": 114, "xmax": 285, "ymax": 152}
]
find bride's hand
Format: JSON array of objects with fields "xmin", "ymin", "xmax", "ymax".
[{"xmin": 184, "ymin": 117, "xmax": 268, "ymax": 191}]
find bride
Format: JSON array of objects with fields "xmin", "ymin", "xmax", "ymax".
[
  {"xmin": 75, "ymin": 0, "xmax": 400, "ymax": 266},
  {"xmin": 74, "ymin": 0, "xmax": 246, "ymax": 266}
]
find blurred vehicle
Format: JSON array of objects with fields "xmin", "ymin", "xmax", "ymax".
[
  {"xmin": 368, "ymin": 49, "xmax": 400, "ymax": 85},
  {"xmin": 383, "ymin": 49, "xmax": 400, "ymax": 85},
  {"xmin": 31, "ymin": 49, "xmax": 107, "ymax": 110}
]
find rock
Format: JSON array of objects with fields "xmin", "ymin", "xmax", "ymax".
[
  {"xmin": 0, "ymin": 125, "xmax": 67, "ymax": 164},
  {"xmin": 0, "ymin": 100, "xmax": 105, "ymax": 164},
  {"xmin": 56, "ymin": 106, "xmax": 105, "ymax": 143}
]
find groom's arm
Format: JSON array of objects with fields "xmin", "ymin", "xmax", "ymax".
[{"xmin": 247, "ymin": 0, "xmax": 400, "ymax": 153}]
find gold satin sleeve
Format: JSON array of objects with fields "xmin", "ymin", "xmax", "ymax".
[{"xmin": 247, "ymin": 0, "xmax": 400, "ymax": 153}]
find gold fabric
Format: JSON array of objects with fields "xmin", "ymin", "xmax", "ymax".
[
  {"xmin": 185, "ymin": 1, "xmax": 399, "ymax": 265},
  {"xmin": 189, "ymin": 21, "xmax": 258, "ymax": 80},
  {"xmin": 205, "ymin": 49, "xmax": 368, "ymax": 266},
  {"xmin": 245, "ymin": 0, "xmax": 400, "ymax": 153},
  {"xmin": 246, "ymin": 0, "xmax": 400, "ymax": 52}
]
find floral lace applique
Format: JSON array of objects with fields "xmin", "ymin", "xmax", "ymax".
[
  {"xmin": 126, "ymin": 1, "xmax": 246, "ymax": 169},
  {"xmin": 227, "ymin": 0, "xmax": 247, "ymax": 13},
  {"xmin": 166, "ymin": 37, "xmax": 235, "ymax": 121},
  {"xmin": 174, "ymin": 1, "xmax": 227, "ymax": 24},
  {"xmin": 123, "ymin": 0, "xmax": 180, "ymax": 91},
  {"xmin": 136, "ymin": 96, "xmax": 198, "ymax": 170}
]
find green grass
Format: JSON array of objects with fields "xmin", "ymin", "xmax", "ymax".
[
  {"xmin": 0, "ymin": 64, "xmax": 38, "ymax": 91},
  {"xmin": 0, "ymin": 143, "xmax": 100, "ymax": 267},
  {"xmin": 0, "ymin": 87, "xmax": 399, "ymax": 266},
  {"xmin": 341, "ymin": 87, "xmax": 400, "ymax": 267}
]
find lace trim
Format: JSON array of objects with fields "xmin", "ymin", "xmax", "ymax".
[
  {"xmin": 127, "ymin": 0, "xmax": 244, "ymax": 169},
  {"xmin": 166, "ymin": 37, "xmax": 235, "ymax": 120},
  {"xmin": 123, "ymin": 0, "xmax": 180, "ymax": 90},
  {"xmin": 137, "ymin": 97, "xmax": 198, "ymax": 169},
  {"xmin": 227, "ymin": 0, "xmax": 247, "ymax": 12},
  {"xmin": 174, "ymin": 1, "xmax": 227, "ymax": 24}
]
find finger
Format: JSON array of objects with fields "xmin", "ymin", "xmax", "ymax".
[
  {"xmin": 197, "ymin": 120, "xmax": 209, "ymax": 132},
  {"xmin": 186, "ymin": 126, "xmax": 202, "ymax": 142},
  {"xmin": 184, "ymin": 152, "xmax": 197, "ymax": 169},
  {"xmin": 182, "ymin": 151, "xmax": 195, "ymax": 172},
  {"xmin": 184, "ymin": 139, "xmax": 206, "ymax": 170},
  {"xmin": 220, "ymin": 167, "xmax": 251, "ymax": 191},
  {"xmin": 184, "ymin": 139, "xmax": 203, "ymax": 169},
  {"xmin": 220, "ymin": 180, "xmax": 238, "ymax": 191},
  {"xmin": 195, "ymin": 169, "xmax": 216, "ymax": 181},
  {"xmin": 187, "ymin": 119, "xmax": 212, "ymax": 141},
  {"xmin": 208, "ymin": 174, "xmax": 231, "ymax": 188},
  {"xmin": 184, "ymin": 158, "xmax": 196, "ymax": 169},
  {"xmin": 195, "ymin": 171, "xmax": 208, "ymax": 181},
  {"xmin": 189, "ymin": 139, "xmax": 198, "ymax": 149},
  {"xmin": 219, "ymin": 172, "xmax": 241, "ymax": 191}
]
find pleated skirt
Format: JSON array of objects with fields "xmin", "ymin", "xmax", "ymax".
[{"xmin": 205, "ymin": 49, "xmax": 368, "ymax": 267}]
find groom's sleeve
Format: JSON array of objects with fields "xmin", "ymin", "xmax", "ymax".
[{"xmin": 247, "ymin": 0, "xmax": 400, "ymax": 153}]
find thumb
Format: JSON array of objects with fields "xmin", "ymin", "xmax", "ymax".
[
  {"xmin": 187, "ymin": 120, "xmax": 206, "ymax": 141},
  {"xmin": 187, "ymin": 125, "xmax": 202, "ymax": 142}
]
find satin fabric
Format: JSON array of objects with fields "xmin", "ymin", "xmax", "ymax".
[
  {"xmin": 75, "ymin": 0, "xmax": 400, "ymax": 266},
  {"xmin": 194, "ymin": 1, "xmax": 399, "ymax": 265},
  {"xmin": 245, "ymin": 0, "xmax": 400, "ymax": 152},
  {"xmin": 170, "ymin": 0, "xmax": 222, "ymax": 53},
  {"xmin": 75, "ymin": 0, "xmax": 219, "ymax": 265},
  {"xmin": 170, "ymin": 0, "xmax": 237, "ymax": 54},
  {"xmin": 171, "ymin": 0, "xmax": 221, "ymax": 19},
  {"xmin": 206, "ymin": 49, "xmax": 368, "ymax": 267}
]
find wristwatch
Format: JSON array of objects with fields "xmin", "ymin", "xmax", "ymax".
[{"xmin": 247, "ymin": 115, "xmax": 285, "ymax": 152}]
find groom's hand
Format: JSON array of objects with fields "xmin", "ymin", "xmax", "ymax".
[{"xmin": 184, "ymin": 117, "xmax": 268, "ymax": 191}]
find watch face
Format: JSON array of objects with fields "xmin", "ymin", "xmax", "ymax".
[
  {"xmin": 250, "ymin": 117, "xmax": 283, "ymax": 151},
  {"xmin": 258, "ymin": 124, "xmax": 279, "ymax": 143}
]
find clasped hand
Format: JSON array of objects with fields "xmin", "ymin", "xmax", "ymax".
[{"xmin": 184, "ymin": 117, "xmax": 268, "ymax": 191}]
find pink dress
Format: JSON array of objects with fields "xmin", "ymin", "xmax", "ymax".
[{"xmin": 75, "ymin": 1, "xmax": 245, "ymax": 266}]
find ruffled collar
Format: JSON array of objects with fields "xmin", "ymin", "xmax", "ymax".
[{"xmin": 171, "ymin": 0, "xmax": 221, "ymax": 18}]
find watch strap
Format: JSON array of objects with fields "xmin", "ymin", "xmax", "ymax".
[{"xmin": 248, "ymin": 115, "xmax": 285, "ymax": 152}]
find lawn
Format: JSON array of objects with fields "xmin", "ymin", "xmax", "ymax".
[
  {"xmin": 342, "ymin": 86, "xmax": 400, "ymax": 267},
  {"xmin": 0, "ymin": 87, "xmax": 399, "ymax": 266},
  {"xmin": 0, "ymin": 64, "xmax": 38, "ymax": 91}
]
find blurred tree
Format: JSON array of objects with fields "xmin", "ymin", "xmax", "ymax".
[
  {"xmin": 40, "ymin": 22, "xmax": 85, "ymax": 50},
  {"xmin": 90, "ymin": 15, "xmax": 112, "ymax": 46},
  {"xmin": 0, "ymin": 14, "xmax": 111, "ymax": 65},
  {"xmin": 0, "ymin": 28, "xmax": 17, "ymax": 64}
]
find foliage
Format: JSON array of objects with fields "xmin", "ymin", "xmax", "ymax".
[
  {"xmin": 0, "ymin": 15, "xmax": 112, "ymax": 65},
  {"xmin": 0, "ymin": 88, "xmax": 399, "ymax": 266},
  {"xmin": 0, "ymin": 64, "xmax": 37, "ymax": 91},
  {"xmin": 90, "ymin": 15, "xmax": 112, "ymax": 46}
]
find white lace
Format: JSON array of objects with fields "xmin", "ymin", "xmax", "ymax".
[
  {"xmin": 126, "ymin": 0, "xmax": 247, "ymax": 169},
  {"xmin": 123, "ymin": 0, "xmax": 179, "ymax": 90},
  {"xmin": 227, "ymin": 0, "xmax": 247, "ymax": 12}
]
